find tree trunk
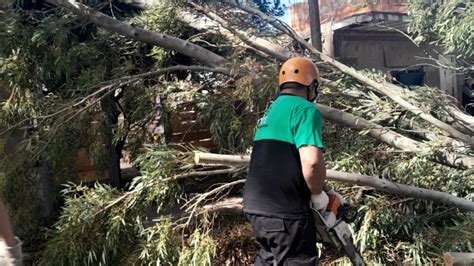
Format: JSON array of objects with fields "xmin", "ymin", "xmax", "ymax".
[
  {"xmin": 100, "ymin": 95, "xmax": 122, "ymax": 187},
  {"xmin": 194, "ymin": 152, "xmax": 474, "ymax": 211},
  {"xmin": 179, "ymin": 11, "xmax": 272, "ymax": 59},
  {"xmin": 46, "ymin": 0, "xmax": 230, "ymax": 70},
  {"xmin": 39, "ymin": 161, "xmax": 55, "ymax": 222}
]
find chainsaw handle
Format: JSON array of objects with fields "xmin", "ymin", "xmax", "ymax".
[
  {"xmin": 327, "ymin": 193, "xmax": 342, "ymax": 214},
  {"xmin": 323, "ymin": 184, "xmax": 341, "ymax": 214}
]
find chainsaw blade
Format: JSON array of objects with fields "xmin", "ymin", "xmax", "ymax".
[{"xmin": 313, "ymin": 209, "xmax": 366, "ymax": 266}]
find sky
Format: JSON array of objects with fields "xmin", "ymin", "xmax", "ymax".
[{"xmin": 280, "ymin": 0, "xmax": 292, "ymax": 24}]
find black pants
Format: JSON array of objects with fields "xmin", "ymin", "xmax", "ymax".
[{"xmin": 245, "ymin": 213, "xmax": 318, "ymax": 266}]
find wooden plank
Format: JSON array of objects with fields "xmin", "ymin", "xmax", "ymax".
[
  {"xmin": 180, "ymin": 138, "xmax": 216, "ymax": 149},
  {"xmin": 176, "ymin": 110, "xmax": 197, "ymax": 120},
  {"xmin": 169, "ymin": 112, "xmax": 196, "ymax": 125},
  {"xmin": 170, "ymin": 120, "xmax": 209, "ymax": 133},
  {"xmin": 171, "ymin": 130, "xmax": 212, "ymax": 143}
]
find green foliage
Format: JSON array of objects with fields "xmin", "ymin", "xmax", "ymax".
[
  {"xmin": 0, "ymin": 2, "xmax": 156, "ymax": 246},
  {"xmin": 40, "ymin": 183, "xmax": 141, "ymax": 266},
  {"xmin": 133, "ymin": 220, "xmax": 180, "ymax": 264},
  {"xmin": 323, "ymin": 125, "xmax": 473, "ymax": 264},
  {"xmin": 131, "ymin": 0, "xmax": 193, "ymax": 65},
  {"xmin": 199, "ymin": 59, "xmax": 277, "ymax": 153},
  {"xmin": 40, "ymin": 146, "xmax": 180, "ymax": 264},
  {"xmin": 130, "ymin": 219, "xmax": 216, "ymax": 266},
  {"xmin": 132, "ymin": 145, "xmax": 184, "ymax": 210},
  {"xmin": 177, "ymin": 229, "xmax": 216, "ymax": 266},
  {"xmin": 322, "ymin": 123, "xmax": 473, "ymax": 264},
  {"xmin": 40, "ymin": 146, "xmax": 217, "ymax": 265},
  {"xmin": 408, "ymin": 0, "xmax": 474, "ymax": 58}
]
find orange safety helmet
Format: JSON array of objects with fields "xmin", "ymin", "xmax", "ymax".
[{"xmin": 278, "ymin": 57, "xmax": 320, "ymax": 87}]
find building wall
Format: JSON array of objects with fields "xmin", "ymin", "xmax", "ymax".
[
  {"xmin": 319, "ymin": 0, "xmax": 407, "ymax": 22},
  {"xmin": 290, "ymin": 2, "xmax": 311, "ymax": 37},
  {"xmin": 290, "ymin": 0, "xmax": 408, "ymax": 36},
  {"xmin": 289, "ymin": 1, "xmax": 464, "ymax": 100},
  {"xmin": 333, "ymin": 30, "xmax": 440, "ymax": 88}
]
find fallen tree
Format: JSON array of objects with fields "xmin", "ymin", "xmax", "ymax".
[{"xmin": 45, "ymin": 0, "xmax": 474, "ymax": 169}]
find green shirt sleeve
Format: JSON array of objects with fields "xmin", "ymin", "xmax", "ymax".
[{"xmin": 292, "ymin": 106, "xmax": 324, "ymax": 149}]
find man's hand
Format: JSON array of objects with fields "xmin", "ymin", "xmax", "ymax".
[
  {"xmin": 310, "ymin": 191, "xmax": 329, "ymax": 211},
  {"xmin": 0, "ymin": 237, "xmax": 22, "ymax": 266}
]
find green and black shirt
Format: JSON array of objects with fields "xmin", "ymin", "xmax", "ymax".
[{"xmin": 243, "ymin": 94, "xmax": 324, "ymax": 219}]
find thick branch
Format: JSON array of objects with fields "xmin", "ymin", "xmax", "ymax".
[
  {"xmin": 194, "ymin": 152, "xmax": 474, "ymax": 212},
  {"xmin": 200, "ymin": 197, "xmax": 243, "ymax": 215},
  {"xmin": 47, "ymin": 0, "xmax": 229, "ymax": 70},
  {"xmin": 179, "ymin": 11, "xmax": 271, "ymax": 58},
  {"xmin": 316, "ymin": 104, "xmax": 474, "ymax": 169},
  {"xmin": 221, "ymin": 0, "xmax": 474, "ymax": 145},
  {"xmin": 438, "ymin": 105, "xmax": 474, "ymax": 135},
  {"xmin": 187, "ymin": 3, "xmax": 293, "ymax": 61}
]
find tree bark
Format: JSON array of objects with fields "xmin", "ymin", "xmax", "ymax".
[
  {"xmin": 194, "ymin": 152, "xmax": 474, "ymax": 211},
  {"xmin": 437, "ymin": 105, "xmax": 474, "ymax": 135},
  {"xmin": 200, "ymin": 197, "xmax": 243, "ymax": 215},
  {"xmin": 221, "ymin": 0, "xmax": 474, "ymax": 146},
  {"xmin": 193, "ymin": 152, "xmax": 250, "ymax": 166},
  {"xmin": 46, "ymin": 0, "xmax": 230, "ymax": 70}
]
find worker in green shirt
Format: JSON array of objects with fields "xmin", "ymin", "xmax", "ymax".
[{"xmin": 243, "ymin": 57, "xmax": 340, "ymax": 265}]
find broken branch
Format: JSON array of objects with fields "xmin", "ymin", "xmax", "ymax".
[{"xmin": 194, "ymin": 152, "xmax": 474, "ymax": 211}]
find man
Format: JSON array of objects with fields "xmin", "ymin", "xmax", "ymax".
[
  {"xmin": 0, "ymin": 201, "xmax": 22, "ymax": 265},
  {"xmin": 243, "ymin": 57, "xmax": 336, "ymax": 265}
]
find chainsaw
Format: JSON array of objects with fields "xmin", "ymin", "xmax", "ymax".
[{"xmin": 310, "ymin": 188, "xmax": 366, "ymax": 266}]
